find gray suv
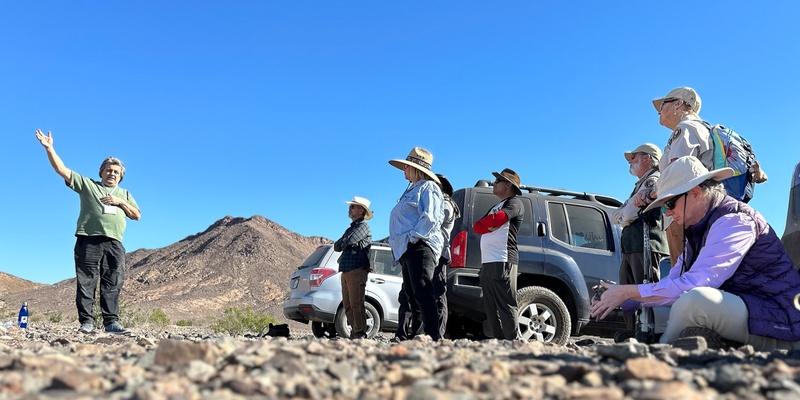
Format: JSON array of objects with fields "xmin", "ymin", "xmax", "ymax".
[
  {"xmin": 283, "ymin": 242, "xmax": 400, "ymax": 338},
  {"xmin": 446, "ymin": 180, "xmax": 628, "ymax": 344}
]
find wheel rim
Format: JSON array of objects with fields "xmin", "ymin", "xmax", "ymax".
[
  {"xmin": 345, "ymin": 314, "xmax": 375, "ymax": 335},
  {"xmin": 517, "ymin": 302, "xmax": 558, "ymax": 342}
]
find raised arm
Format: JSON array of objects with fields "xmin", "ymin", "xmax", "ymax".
[{"xmin": 35, "ymin": 130, "xmax": 72, "ymax": 182}]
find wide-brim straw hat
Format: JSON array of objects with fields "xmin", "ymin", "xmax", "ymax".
[
  {"xmin": 389, "ymin": 147, "xmax": 440, "ymax": 185},
  {"xmin": 346, "ymin": 196, "xmax": 373, "ymax": 220},
  {"xmin": 492, "ymin": 168, "xmax": 523, "ymax": 196},
  {"xmin": 644, "ymin": 156, "xmax": 733, "ymax": 212}
]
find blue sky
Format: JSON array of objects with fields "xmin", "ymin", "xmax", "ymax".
[{"xmin": 2, "ymin": 2, "xmax": 799, "ymax": 285}]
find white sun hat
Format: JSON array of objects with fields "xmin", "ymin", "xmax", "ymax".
[{"xmin": 644, "ymin": 156, "xmax": 733, "ymax": 213}]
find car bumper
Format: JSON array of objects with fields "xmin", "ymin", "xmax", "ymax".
[{"xmin": 283, "ymin": 290, "xmax": 339, "ymax": 323}]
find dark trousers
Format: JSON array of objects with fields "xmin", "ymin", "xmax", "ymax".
[
  {"xmin": 395, "ymin": 241, "xmax": 441, "ymax": 340},
  {"xmin": 433, "ymin": 256, "xmax": 448, "ymax": 339},
  {"xmin": 619, "ymin": 251, "xmax": 664, "ymax": 330},
  {"xmin": 396, "ymin": 255, "xmax": 448, "ymax": 340},
  {"xmin": 341, "ymin": 268, "xmax": 369, "ymax": 338},
  {"xmin": 479, "ymin": 262, "xmax": 518, "ymax": 340},
  {"xmin": 74, "ymin": 236, "xmax": 125, "ymax": 326}
]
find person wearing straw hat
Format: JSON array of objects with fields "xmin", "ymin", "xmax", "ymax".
[
  {"xmin": 334, "ymin": 196, "xmax": 373, "ymax": 339},
  {"xmin": 612, "ymin": 143, "xmax": 668, "ymax": 331},
  {"xmin": 473, "ymin": 168, "xmax": 524, "ymax": 340},
  {"xmin": 389, "ymin": 147, "xmax": 445, "ymax": 341},
  {"xmin": 593, "ymin": 156, "xmax": 800, "ymax": 350}
]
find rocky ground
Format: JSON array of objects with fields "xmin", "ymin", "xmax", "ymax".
[{"xmin": 1, "ymin": 323, "xmax": 800, "ymax": 400}]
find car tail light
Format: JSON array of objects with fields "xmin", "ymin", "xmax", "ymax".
[
  {"xmin": 309, "ymin": 268, "xmax": 336, "ymax": 287},
  {"xmin": 450, "ymin": 231, "xmax": 467, "ymax": 268}
]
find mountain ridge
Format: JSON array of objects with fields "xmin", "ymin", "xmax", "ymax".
[{"xmin": 0, "ymin": 215, "xmax": 331, "ymax": 324}]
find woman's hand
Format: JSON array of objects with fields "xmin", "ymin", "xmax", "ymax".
[{"xmin": 590, "ymin": 280, "xmax": 630, "ymax": 321}]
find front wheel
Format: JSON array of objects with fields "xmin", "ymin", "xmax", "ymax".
[
  {"xmin": 334, "ymin": 302, "xmax": 381, "ymax": 339},
  {"xmin": 516, "ymin": 285, "xmax": 571, "ymax": 345}
]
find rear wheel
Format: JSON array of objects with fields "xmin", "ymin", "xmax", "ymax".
[
  {"xmin": 335, "ymin": 302, "xmax": 381, "ymax": 338},
  {"xmin": 516, "ymin": 285, "xmax": 571, "ymax": 345},
  {"xmin": 311, "ymin": 321, "xmax": 338, "ymax": 338}
]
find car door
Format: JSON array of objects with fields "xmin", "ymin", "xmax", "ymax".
[
  {"xmin": 543, "ymin": 201, "xmax": 621, "ymax": 295},
  {"xmin": 365, "ymin": 247, "xmax": 403, "ymax": 325}
]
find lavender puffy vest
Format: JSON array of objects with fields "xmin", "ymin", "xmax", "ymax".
[{"xmin": 683, "ymin": 196, "xmax": 800, "ymax": 342}]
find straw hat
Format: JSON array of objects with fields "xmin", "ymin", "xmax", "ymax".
[
  {"xmin": 346, "ymin": 196, "xmax": 373, "ymax": 220},
  {"xmin": 492, "ymin": 168, "xmax": 522, "ymax": 196},
  {"xmin": 389, "ymin": 147, "xmax": 440, "ymax": 185},
  {"xmin": 644, "ymin": 156, "xmax": 733, "ymax": 212}
]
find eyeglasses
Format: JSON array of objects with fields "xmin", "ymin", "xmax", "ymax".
[
  {"xmin": 660, "ymin": 98, "xmax": 679, "ymax": 111},
  {"xmin": 494, "ymin": 179, "xmax": 507, "ymax": 185},
  {"xmin": 663, "ymin": 193, "xmax": 687, "ymax": 211}
]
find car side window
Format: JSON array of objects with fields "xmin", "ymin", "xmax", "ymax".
[
  {"xmin": 566, "ymin": 204, "xmax": 611, "ymax": 250},
  {"xmin": 548, "ymin": 203, "xmax": 569, "ymax": 243},
  {"xmin": 371, "ymin": 249, "xmax": 400, "ymax": 276},
  {"xmin": 547, "ymin": 202, "xmax": 610, "ymax": 251}
]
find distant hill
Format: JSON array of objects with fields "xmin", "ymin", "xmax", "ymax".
[{"xmin": 0, "ymin": 216, "xmax": 331, "ymax": 324}]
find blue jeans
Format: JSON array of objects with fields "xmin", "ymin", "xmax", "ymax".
[{"xmin": 74, "ymin": 236, "xmax": 125, "ymax": 326}]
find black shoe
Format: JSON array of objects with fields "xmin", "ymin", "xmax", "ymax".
[{"xmin": 614, "ymin": 329, "xmax": 635, "ymax": 343}]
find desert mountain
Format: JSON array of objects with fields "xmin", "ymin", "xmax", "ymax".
[{"xmin": 1, "ymin": 215, "xmax": 330, "ymax": 324}]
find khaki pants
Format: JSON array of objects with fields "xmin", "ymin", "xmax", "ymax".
[
  {"xmin": 340, "ymin": 268, "xmax": 369, "ymax": 338},
  {"xmin": 666, "ymin": 222, "xmax": 684, "ymax": 267},
  {"xmin": 658, "ymin": 287, "xmax": 800, "ymax": 351}
]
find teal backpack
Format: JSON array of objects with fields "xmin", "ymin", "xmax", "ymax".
[{"xmin": 700, "ymin": 121, "xmax": 756, "ymax": 203}]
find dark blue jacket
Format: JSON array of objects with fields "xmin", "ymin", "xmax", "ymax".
[{"xmin": 683, "ymin": 196, "xmax": 800, "ymax": 341}]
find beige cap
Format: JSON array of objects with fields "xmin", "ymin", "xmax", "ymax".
[
  {"xmin": 652, "ymin": 87, "xmax": 702, "ymax": 114},
  {"xmin": 624, "ymin": 143, "xmax": 662, "ymax": 162}
]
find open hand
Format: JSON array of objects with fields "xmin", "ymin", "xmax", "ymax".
[{"xmin": 35, "ymin": 129, "xmax": 53, "ymax": 149}]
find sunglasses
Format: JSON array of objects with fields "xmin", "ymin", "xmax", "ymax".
[
  {"xmin": 663, "ymin": 193, "xmax": 687, "ymax": 211},
  {"xmin": 660, "ymin": 98, "xmax": 679, "ymax": 110}
]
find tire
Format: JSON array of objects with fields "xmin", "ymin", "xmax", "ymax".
[
  {"xmin": 334, "ymin": 302, "xmax": 381, "ymax": 339},
  {"xmin": 311, "ymin": 321, "xmax": 338, "ymax": 339},
  {"xmin": 516, "ymin": 285, "xmax": 571, "ymax": 345}
]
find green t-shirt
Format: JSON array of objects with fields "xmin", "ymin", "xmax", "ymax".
[{"xmin": 67, "ymin": 172, "xmax": 139, "ymax": 242}]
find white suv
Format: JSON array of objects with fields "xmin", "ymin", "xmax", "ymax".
[{"xmin": 283, "ymin": 242, "xmax": 401, "ymax": 338}]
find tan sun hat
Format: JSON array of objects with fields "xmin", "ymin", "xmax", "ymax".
[
  {"xmin": 652, "ymin": 87, "xmax": 702, "ymax": 114},
  {"xmin": 492, "ymin": 168, "xmax": 522, "ymax": 196},
  {"xmin": 346, "ymin": 196, "xmax": 373, "ymax": 220},
  {"xmin": 624, "ymin": 143, "xmax": 662, "ymax": 162},
  {"xmin": 389, "ymin": 147, "xmax": 441, "ymax": 185},
  {"xmin": 644, "ymin": 156, "xmax": 733, "ymax": 212}
]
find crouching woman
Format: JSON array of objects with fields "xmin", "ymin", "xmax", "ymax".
[{"xmin": 592, "ymin": 156, "xmax": 800, "ymax": 351}]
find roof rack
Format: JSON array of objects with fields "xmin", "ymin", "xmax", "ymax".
[{"xmin": 473, "ymin": 179, "xmax": 622, "ymax": 207}]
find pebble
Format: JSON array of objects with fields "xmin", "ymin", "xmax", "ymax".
[{"xmin": 0, "ymin": 324, "xmax": 798, "ymax": 399}]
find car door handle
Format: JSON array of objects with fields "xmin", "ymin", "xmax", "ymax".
[{"xmin": 370, "ymin": 278, "xmax": 385, "ymax": 284}]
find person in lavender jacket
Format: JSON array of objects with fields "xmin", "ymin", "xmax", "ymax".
[{"xmin": 592, "ymin": 156, "xmax": 800, "ymax": 351}]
